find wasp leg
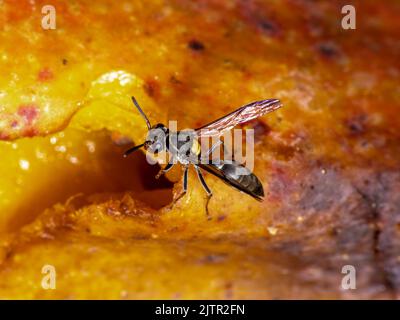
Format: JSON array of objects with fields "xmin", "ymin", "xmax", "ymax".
[
  {"xmin": 194, "ymin": 165, "xmax": 213, "ymax": 217},
  {"xmin": 171, "ymin": 165, "xmax": 189, "ymax": 207},
  {"xmin": 155, "ymin": 162, "xmax": 174, "ymax": 179}
]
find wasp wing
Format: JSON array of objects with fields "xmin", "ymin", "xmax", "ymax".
[
  {"xmin": 195, "ymin": 99, "xmax": 282, "ymax": 138},
  {"xmin": 198, "ymin": 161, "xmax": 264, "ymax": 201}
]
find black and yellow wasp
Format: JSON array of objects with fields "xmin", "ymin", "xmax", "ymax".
[{"xmin": 124, "ymin": 96, "xmax": 282, "ymax": 214}]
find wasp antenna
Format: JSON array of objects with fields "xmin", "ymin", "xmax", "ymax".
[
  {"xmin": 131, "ymin": 96, "xmax": 151, "ymax": 130},
  {"xmin": 123, "ymin": 143, "xmax": 145, "ymax": 157}
]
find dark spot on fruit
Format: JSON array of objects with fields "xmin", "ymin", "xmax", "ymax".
[
  {"xmin": 169, "ymin": 75, "xmax": 182, "ymax": 85},
  {"xmin": 241, "ymin": 119, "xmax": 271, "ymax": 142},
  {"xmin": 62, "ymin": 58, "xmax": 68, "ymax": 65},
  {"xmin": 252, "ymin": 120, "xmax": 271, "ymax": 139},
  {"xmin": 317, "ymin": 42, "xmax": 340, "ymax": 59},
  {"xmin": 258, "ymin": 19, "xmax": 280, "ymax": 37},
  {"xmin": 330, "ymin": 227, "xmax": 339, "ymax": 237},
  {"xmin": 143, "ymin": 79, "xmax": 160, "ymax": 99},
  {"xmin": 188, "ymin": 39, "xmax": 205, "ymax": 51},
  {"xmin": 238, "ymin": 0, "xmax": 281, "ymax": 38},
  {"xmin": 346, "ymin": 114, "xmax": 367, "ymax": 136},
  {"xmin": 349, "ymin": 123, "xmax": 364, "ymax": 134},
  {"xmin": 217, "ymin": 215, "xmax": 227, "ymax": 222}
]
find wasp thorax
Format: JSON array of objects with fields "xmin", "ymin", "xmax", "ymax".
[
  {"xmin": 168, "ymin": 129, "xmax": 199, "ymax": 164},
  {"xmin": 144, "ymin": 124, "xmax": 168, "ymax": 154}
]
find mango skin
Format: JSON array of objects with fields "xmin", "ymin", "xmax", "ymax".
[{"xmin": 0, "ymin": 0, "xmax": 399, "ymax": 299}]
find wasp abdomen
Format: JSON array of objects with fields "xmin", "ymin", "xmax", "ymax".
[{"xmin": 200, "ymin": 161, "xmax": 264, "ymax": 200}]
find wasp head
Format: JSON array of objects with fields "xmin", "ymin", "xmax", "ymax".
[
  {"xmin": 144, "ymin": 123, "xmax": 168, "ymax": 154},
  {"xmin": 123, "ymin": 97, "xmax": 170, "ymax": 158}
]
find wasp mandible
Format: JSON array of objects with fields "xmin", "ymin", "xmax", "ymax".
[{"xmin": 124, "ymin": 96, "xmax": 282, "ymax": 215}]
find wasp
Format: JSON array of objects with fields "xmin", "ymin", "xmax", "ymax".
[{"xmin": 124, "ymin": 96, "xmax": 282, "ymax": 215}]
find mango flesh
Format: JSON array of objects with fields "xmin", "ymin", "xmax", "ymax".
[{"xmin": 0, "ymin": 0, "xmax": 399, "ymax": 299}]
